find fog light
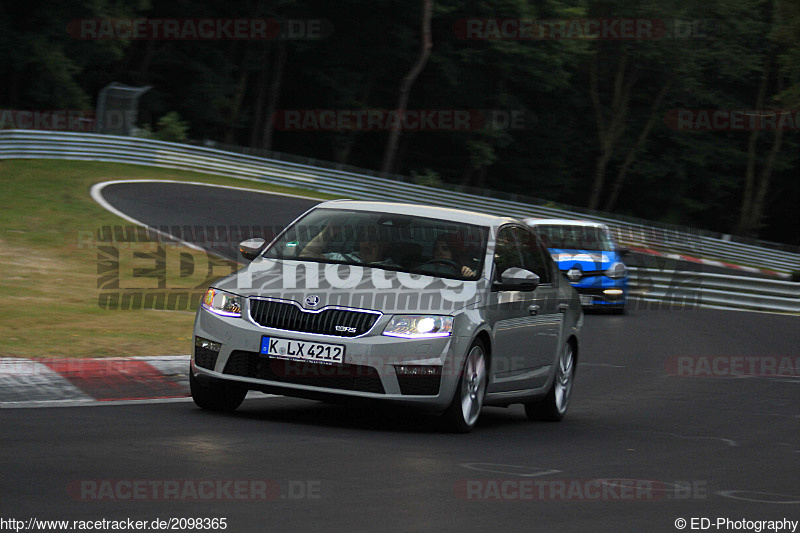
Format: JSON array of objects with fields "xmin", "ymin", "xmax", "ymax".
[
  {"xmin": 195, "ymin": 336, "xmax": 221, "ymax": 352},
  {"xmin": 603, "ymin": 289, "xmax": 624, "ymax": 296},
  {"xmin": 395, "ymin": 365, "xmax": 442, "ymax": 376}
]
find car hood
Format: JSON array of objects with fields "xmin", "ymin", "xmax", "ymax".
[
  {"xmin": 212, "ymin": 258, "xmax": 483, "ymax": 314},
  {"xmin": 548, "ymin": 249, "xmax": 620, "ymax": 272}
]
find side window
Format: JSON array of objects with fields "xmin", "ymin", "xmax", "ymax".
[
  {"xmin": 515, "ymin": 227, "xmax": 552, "ymax": 284},
  {"xmin": 493, "ymin": 227, "xmax": 524, "ymax": 280}
]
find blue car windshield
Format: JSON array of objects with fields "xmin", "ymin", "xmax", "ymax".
[
  {"xmin": 534, "ymin": 225, "xmax": 615, "ymax": 251},
  {"xmin": 264, "ymin": 208, "xmax": 489, "ymax": 281}
]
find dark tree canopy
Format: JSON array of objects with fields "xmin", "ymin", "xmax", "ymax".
[{"xmin": 1, "ymin": 0, "xmax": 797, "ymax": 245}]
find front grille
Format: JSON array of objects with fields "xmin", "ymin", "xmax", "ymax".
[
  {"xmin": 223, "ymin": 351, "xmax": 385, "ymax": 394},
  {"xmin": 194, "ymin": 346, "xmax": 219, "ymax": 370},
  {"xmin": 397, "ymin": 374, "xmax": 442, "ymax": 396},
  {"xmin": 249, "ymin": 299, "xmax": 379, "ymax": 337}
]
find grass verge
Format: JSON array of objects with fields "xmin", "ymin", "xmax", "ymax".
[{"xmin": 0, "ymin": 159, "xmax": 335, "ymax": 358}]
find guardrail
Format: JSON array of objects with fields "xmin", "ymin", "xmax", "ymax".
[
  {"xmin": 628, "ymin": 267, "xmax": 800, "ymax": 314},
  {"xmin": 2, "ymin": 130, "xmax": 798, "ymax": 275},
  {"xmin": 1, "ymin": 129, "xmax": 798, "ymax": 314}
]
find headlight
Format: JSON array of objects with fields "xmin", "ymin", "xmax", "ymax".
[
  {"xmin": 382, "ymin": 315, "xmax": 454, "ymax": 338},
  {"xmin": 201, "ymin": 288, "xmax": 242, "ymax": 317},
  {"xmin": 605, "ymin": 262, "xmax": 627, "ymax": 279}
]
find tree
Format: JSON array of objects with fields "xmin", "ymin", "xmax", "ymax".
[{"xmin": 380, "ymin": 0, "xmax": 434, "ymax": 178}]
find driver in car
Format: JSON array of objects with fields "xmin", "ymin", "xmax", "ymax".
[{"xmin": 431, "ymin": 234, "xmax": 476, "ymax": 278}]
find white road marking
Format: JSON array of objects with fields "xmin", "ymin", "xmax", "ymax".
[{"xmin": 460, "ymin": 463, "xmax": 561, "ymax": 477}]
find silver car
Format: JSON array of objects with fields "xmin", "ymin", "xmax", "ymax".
[{"xmin": 191, "ymin": 200, "xmax": 583, "ymax": 432}]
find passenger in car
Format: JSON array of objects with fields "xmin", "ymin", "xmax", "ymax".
[{"xmin": 300, "ymin": 224, "xmax": 397, "ymax": 266}]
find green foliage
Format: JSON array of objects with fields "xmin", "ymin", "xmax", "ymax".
[
  {"xmin": 410, "ymin": 168, "xmax": 444, "ymax": 188},
  {"xmin": 154, "ymin": 112, "xmax": 189, "ymax": 142},
  {"xmin": 2, "ymin": 0, "xmax": 797, "ymax": 245}
]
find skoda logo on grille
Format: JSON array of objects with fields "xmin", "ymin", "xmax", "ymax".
[
  {"xmin": 567, "ymin": 267, "xmax": 582, "ymax": 282},
  {"xmin": 305, "ymin": 295, "xmax": 320, "ymax": 308}
]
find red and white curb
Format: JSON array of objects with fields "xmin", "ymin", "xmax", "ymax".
[
  {"xmin": 625, "ymin": 246, "xmax": 789, "ymax": 278},
  {"xmin": 0, "ymin": 355, "xmax": 193, "ymax": 408}
]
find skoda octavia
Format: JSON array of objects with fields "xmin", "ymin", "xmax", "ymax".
[{"xmin": 191, "ymin": 201, "xmax": 582, "ymax": 432}]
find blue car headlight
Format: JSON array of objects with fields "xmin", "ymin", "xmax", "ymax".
[{"xmin": 604, "ymin": 262, "xmax": 627, "ymax": 279}]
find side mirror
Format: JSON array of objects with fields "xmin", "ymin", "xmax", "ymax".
[
  {"xmin": 239, "ymin": 238, "xmax": 266, "ymax": 261},
  {"xmin": 495, "ymin": 267, "xmax": 540, "ymax": 291}
]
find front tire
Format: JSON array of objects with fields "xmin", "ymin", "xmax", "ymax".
[
  {"xmin": 442, "ymin": 339, "xmax": 487, "ymax": 433},
  {"xmin": 525, "ymin": 342, "xmax": 575, "ymax": 422},
  {"xmin": 190, "ymin": 370, "xmax": 247, "ymax": 412}
]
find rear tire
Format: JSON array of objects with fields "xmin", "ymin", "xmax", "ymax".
[
  {"xmin": 442, "ymin": 339, "xmax": 487, "ymax": 433},
  {"xmin": 190, "ymin": 370, "xmax": 247, "ymax": 412},
  {"xmin": 525, "ymin": 342, "xmax": 575, "ymax": 422}
]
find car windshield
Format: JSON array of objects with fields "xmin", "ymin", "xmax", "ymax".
[
  {"xmin": 533, "ymin": 224, "xmax": 615, "ymax": 251},
  {"xmin": 263, "ymin": 208, "xmax": 489, "ymax": 280}
]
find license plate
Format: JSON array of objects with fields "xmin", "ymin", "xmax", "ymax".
[
  {"xmin": 260, "ymin": 337, "xmax": 344, "ymax": 364},
  {"xmin": 579, "ymin": 295, "xmax": 593, "ymax": 306}
]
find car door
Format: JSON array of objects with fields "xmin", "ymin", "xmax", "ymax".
[
  {"xmin": 516, "ymin": 226, "xmax": 564, "ymax": 389},
  {"xmin": 485, "ymin": 226, "xmax": 542, "ymax": 393}
]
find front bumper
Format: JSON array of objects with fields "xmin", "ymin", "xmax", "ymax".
[
  {"xmin": 568, "ymin": 275, "xmax": 628, "ymax": 308},
  {"xmin": 191, "ymin": 307, "xmax": 470, "ymax": 411}
]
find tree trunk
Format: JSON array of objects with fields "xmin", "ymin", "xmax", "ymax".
[
  {"xmin": 604, "ymin": 80, "xmax": 672, "ymax": 212},
  {"xmin": 735, "ymin": 62, "xmax": 770, "ymax": 235},
  {"xmin": 261, "ymin": 41, "xmax": 287, "ymax": 151},
  {"xmin": 224, "ymin": 68, "xmax": 249, "ymax": 144},
  {"xmin": 587, "ymin": 52, "xmax": 635, "ymax": 211},
  {"xmin": 334, "ymin": 73, "xmax": 375, "ymax": 167},
  {"xmin": 746, "ymin": 119, "xmax": 784, "ymax": 236},
  {"xmin": 249, "ymin": 56, "xmax": 268, "ymax": 147},
  {"xmin": 380, "ymin": 0, "xmax": 433, "ymax": 178}
]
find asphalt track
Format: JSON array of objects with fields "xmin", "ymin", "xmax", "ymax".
[
  {"xmin": 1, "ymin": 181, "xmax": 798, "ymax": 532},
  {"xmin": 92, "ymin": 180, "xmax": 774, "ymax": 278}
]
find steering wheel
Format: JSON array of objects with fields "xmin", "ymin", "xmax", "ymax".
[{"xmin": 424, "ymin": 258, "xmax": 460, "ymax": 271}]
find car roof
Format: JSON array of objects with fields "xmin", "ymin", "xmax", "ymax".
[
  {"xmin": 523, "ymin": 217, "xmax": 610, "ymax": 230},
  {"xmin": 315, "ymin": 200, "xmax": 518, "ymax": 227}
]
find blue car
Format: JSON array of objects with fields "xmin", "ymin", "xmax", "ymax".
[{"xmin": 524, "ymin": 218, "xmax": 628, "ymax": 313}]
